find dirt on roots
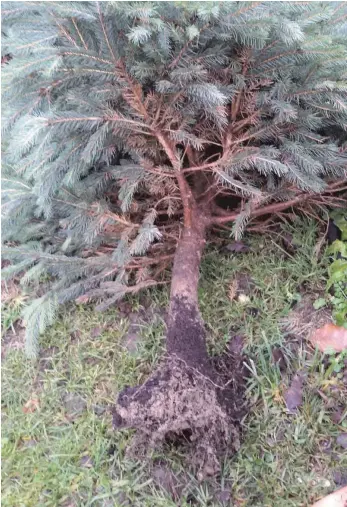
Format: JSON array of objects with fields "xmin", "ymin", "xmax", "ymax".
[{"xmin": 112, "ymin": 301, "xmax": 247, "ymax": 477}]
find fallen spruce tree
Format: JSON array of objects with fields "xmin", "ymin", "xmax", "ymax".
[{"xmin": 2, "ymin": 1, "xmax": 347, "ymax": 472}]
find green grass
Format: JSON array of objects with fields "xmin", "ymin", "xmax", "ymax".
[{"xmin": 2, "ymin": 219, "xmax": 347, "ymax": 506}]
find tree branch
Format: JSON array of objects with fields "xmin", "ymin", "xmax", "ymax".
[
  {"xmin": 155, "ymin": 131, "xmax": 196, "ymax": 228},
  {"xmin": 209, "ymin": 180, "xmax": 347, "ymax": 225},
  {"xmin": 210, "ymin": 194, "xmax": 311, "ymax": 225}
]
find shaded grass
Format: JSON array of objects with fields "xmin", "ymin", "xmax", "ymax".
[{"xmin": 2, "ymin": 218, "xmax": 346, "ymax": 506}]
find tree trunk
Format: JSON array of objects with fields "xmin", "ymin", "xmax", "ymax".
[
  {"xmin": 112, "ymin": 208, "xmax": 242, "ymax": 475},
  {"xmin": 166, "ymin": 211, "xmax": 211, "ymax": 373}
]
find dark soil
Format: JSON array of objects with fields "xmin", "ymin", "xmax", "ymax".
[{"xmin": 166, "ymin": 296, "xmax": 210, "ymax": 372}]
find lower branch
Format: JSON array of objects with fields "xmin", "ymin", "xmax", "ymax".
[
  {"xmin": 211, "ymin": 194, "xmax": 307, "ymax": 224},
  {"xmin": 210, "ymin": 181, "xmax": 347, "ymax": 225}
]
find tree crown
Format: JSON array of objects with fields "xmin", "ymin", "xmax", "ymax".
[{"xmin": 2, "ymin": 1, "xmax": 347, "ymax": 356}]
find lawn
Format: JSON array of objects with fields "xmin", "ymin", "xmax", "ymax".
[{"xmin": 2, "ymin": 219, "xmax": 347, "ymax": 507}]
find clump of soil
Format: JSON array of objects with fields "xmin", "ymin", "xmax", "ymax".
[
  {"xmin": 112, "ymin": 292, "xmax": 247, "ymax": 477},
  {"xmin": 113, "ymin": 335, "xmax": 247, "ymax": 477},
  {"xmin": 113, "ymin": 359, "xmax": 241, "ymax": 477}
]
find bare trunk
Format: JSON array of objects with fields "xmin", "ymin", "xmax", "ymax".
[{"xmin": 166, "ymin": 212, "xmax": 211, "ymax": 373}]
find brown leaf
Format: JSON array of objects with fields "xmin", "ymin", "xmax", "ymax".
[
  {"xmin": 23, "ymin": 395, "xmax": 40, "ymax": 413},
  {"xmin": 80, "ymin": 455, "xmax": 94, "ymax": 468},
  {"xmin": 228, "ymin": 279, "xmax": 238, "ymax": 302},
  {"xmin": 284, "ymin": 372, "xmax": 306, "ymax": 412},
  {"xmin": 310, "ymin": 324, "xmax": 347, "ymax": 353},
  {"xmin": 336, "ymin": 434, "xmax": 347, "ymax": 449},
  {"xmin": 272, "ymin": 347, "xmax": 286, "ymax": 371},
  {"xmin": 225, "ymin": 241, "xmax": 250, "ymax": 253},
  {"xmin": 310, "ymin": 485, "xmax": 347, "ymax": 507},
  {"xmin": 90, "ymin": 326, "xmax": 102, "ymax": 338},
  {"xmin": 228, "ymin": 334, "xmax": 244, "ymax": 356},
  {"xmin": 331, "ymin": 409, "xmax": 343, "ymax": 424},
  {"xmin": 217, "ymin": 489, "xmax": 232, "ymax": 504}
]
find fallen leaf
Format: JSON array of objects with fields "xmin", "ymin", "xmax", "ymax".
[
  {"xmin": 228, "ymin": 279, "xmax": 238, "ymax": 302},
  {"xmin": 333, "ymin": 469, "xmax": 347, "ymax": 487},
  {"xmin": 80, "ymin": 455, "xmax": 94, "ymax": 468},
  {"xmin": 23, "ymin": 395, "xmax": 40, "ymax": 413},
  {"xmin": 217, "ymin": 489, "xmax": 232, "ymax": 503},
  {"xmin": 90, "ymin": 326, "xmax": 102, "ymax": 338},
  {"xmin": 310, "ymin": 324, "xmax": 347, "ymax": 353},
  {"xmin": 336, "ymin": 434, "xmax": 347, "ymax": 449},
  {"xmin": 311, "ymin": 485, "xmax": 347, "ymax": 507},
  {"xmin": 224, "ymin": 241, "xmax": 250, "ymax": 253},
  {"xmin": 272, "ymin": 347, "xmax": 286, "ymax": 371},
  {"xmin": 331, "ymin": 409, "xmax": 343, "ymax": 424},
  {"xmin": 284, "ymin": 372, "xmax": 306, "ymax": 412},
  {"xmin": 228, "ymin": 334, "xmax": 244, "ymax": 356}
]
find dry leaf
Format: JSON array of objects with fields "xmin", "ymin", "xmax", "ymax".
[
  {"xmin": 228, "ymin": 279, "xmax": 238, "ymax": 302},
  {"xmin": 284, "ymin": 372, "xmax": 306, "ymax": 412},
  {"xmin": 311, "ymin": 485, "xmax": 347, "ymax": 507},
  {"xmin": 310, "ymin": 324, "xmax": 347, "ymax": 353},
  {"xmin": 224, "ymin": 241, "xmax": 250, "ymax": 253},
  {"xmin": 336, "ymin": 434, "xmax": 347, "ymax": 449},
  {"xmin": 23, "ymin": 395, "xmax": 40, "ymax": 413}
]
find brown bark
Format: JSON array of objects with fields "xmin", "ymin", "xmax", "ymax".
[{"xmin": 167, "ymin": 210, "xmax": 210, "ymax": 372}]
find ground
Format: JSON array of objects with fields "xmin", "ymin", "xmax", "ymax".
[{"xmin": 2, "ymin": 218, "xmax": 347, "ymax": 507}]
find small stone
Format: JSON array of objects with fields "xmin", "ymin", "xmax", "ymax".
[
  {"xmin": 238, "ymin": 294, "xmax": 250, "ymax": 304},
  {"xmin": 336, "ymin": 433, "xmax": 347, "ymax": 449}
]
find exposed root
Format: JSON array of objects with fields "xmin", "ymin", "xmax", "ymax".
[{"xmin": 112, "ymin": 358, "xmax": 241, "ymax": 477}]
